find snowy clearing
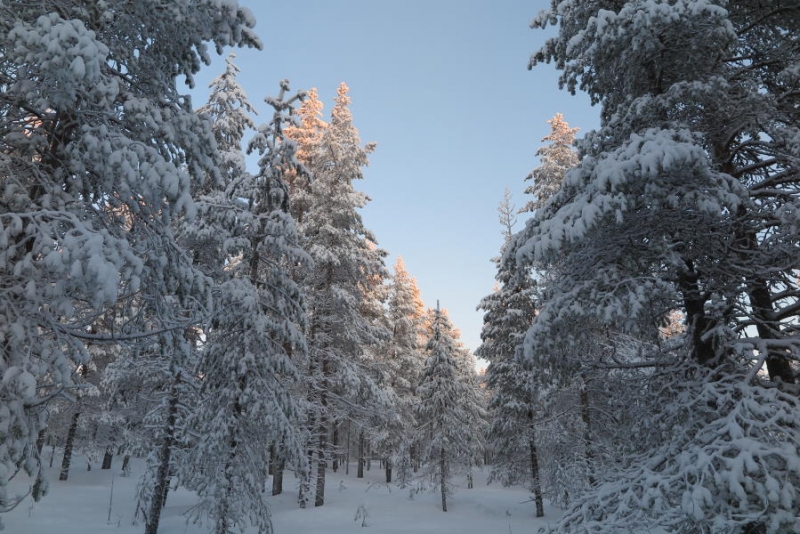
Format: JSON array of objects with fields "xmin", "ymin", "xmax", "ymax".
[{"xmin": 7, "ymin": 454, "xmax": 560, "ymax": 534}]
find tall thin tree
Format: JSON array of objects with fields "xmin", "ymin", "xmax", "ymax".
[
  {"xmin": 183, "ymin": 80, "xmax": 309, "ymax": 534},
  {"xmin": 297, "ymin": 83, "xmax": 390, "ymax": 508}
]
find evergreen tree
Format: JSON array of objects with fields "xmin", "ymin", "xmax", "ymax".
[
  {"xmin": 416, "ymin": 304, "xmax": 485, "ymax": 512},
  {"xmin": 450, "ymin": 342, "xmax": 487, "ymax": 491},
  {"xmin": 383, "ymin": 257, "xmax": 427, "ymax": 486},
  {"xmin": 521, "ymin": 113, "xmax": 579, "ymax": 213},
  {"xmin": 284, "ymin": 87, "xmax": 326, "ymax": 225},
  {"xmin": 298, "ymin": 82, "xmax": 389, "ymax": 508},
  {"xmin": 0, "ymin": 1, "xmax": 258, "ymax": 522},
  {"xmin": 187, "ymin": 51, "xmax": 260, "ymax": 277},
  {"xmin": 477, "ymin": 221, "xmax": 543, "ymax": 515},
  {"xmin": 356, "ymin": 243, "xmax": 397, "ymax": 483},
  {"xmin": 102, "ymin": 53, "xmax": 260, "ymax": 534},
  {"xmin": 101, "ymin": 52, "xmax": 258, "ymax": 534},
  {"xmin": 479, "ymin": 116, "xmax": 579, "ymax": 515},
  {"xmin": 182, "ymin": 80, "xmax": 309, "ymax": 534},
  {"xmin": 520, "ymin": 1, "xmax": 800, "ymax": 532}
]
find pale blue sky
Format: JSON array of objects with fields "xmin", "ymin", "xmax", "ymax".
[{"xmin": 189, "ymin": 0, "xmax": 600, "ymax": 354}]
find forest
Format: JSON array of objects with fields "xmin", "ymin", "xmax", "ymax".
[{"xmin": 2, "ymin": 2, "xmax": 799, "ymax": 534}]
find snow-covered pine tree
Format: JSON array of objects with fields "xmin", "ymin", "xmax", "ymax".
[
  {"xmin": 383, "ymin": 257, "xmax": 427, "ymax": 487},
  {"xmin": 416, "ymin": 304, "xmax": 484, "ymax": 512},
  {"xmin": 521, "ymin": 113, "xmax": 579, "ymax": 214},
  {"xmin": 518, "ymin": 1, "xmax": 800, "ymax": 532},
  {"xmin": 355, "ymin": 243, "xmax": 396, "ymax": 483},
  {"xmin": 281, "ymin": 87, "xmax": 328, "ymax": 497},
  {"xmin": 297, "ymin": 82, "xmax": 390, "ymax": 508},
  {"xmin": 451, "ymin": 342, "xmax": 487, "ymax": 491},
  {"xmin": 519, "ymin": 114, "xmax": 651, "ymax": 506},
  {"xmin": 182, "ymin": 80, "xmax": 309, "ymax": 534},
  {"xmin": 477, "ymin": 193, "xmax": 544, "ymax": 516},
  {"xmin": 284, "ymin": 87, "xmax": 326, "ymax": 225},
  {"xmin": 0, "ymin": 1, "xmax": 259, "ymax": 522},
  {"xmin": 123, "ymin": 53, "xmax": 259, "ymax": 534},
  {"xmin": 199, "ymin": 54, "xmax": 257, "ymax": 183},
  {"xmin": 183, "ymin": 51, "xmax": 260, "ymax": 280}
]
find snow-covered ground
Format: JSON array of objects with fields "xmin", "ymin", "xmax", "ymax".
[{"xmin": 6, "ymin": 454, "xmax": 561, "ymax": 533}]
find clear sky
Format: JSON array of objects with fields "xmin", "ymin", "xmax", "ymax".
[{"xmin": 189, "ymin": 0, "xmax": 600, "ymax": 355}]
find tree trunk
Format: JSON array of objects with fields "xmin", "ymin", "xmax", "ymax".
[
  {"xmin": 345, "ymin": 420, "xmax": 351, "ymax": 475},
  {"xmin": 59, "ymin": 410, "xmax": 81, "ymax": 481},
  {"xmin": 385, "ymin": 458, "xmax": 392, "ymax": 483},
  {"xmin": 144, "ymin": 373, "xmax": 180, "ymax": 534},
  {"xmin": 678, "ymin": 261, "xmax": 716, "ymax": 365},
  {"xmin": 298, "ymin": 423, "xmax": 313, "ymax": 508},
  {"xmin": 580, "ymin": 378, "xmax": 595, "ymax": 486},
  {"xmin": 272, "ymin": 454, "xmax": 284, "ymax": 496},
  {"xmin": 216, "ymin": 467, "xmax": 231, "ymax": 534},
  {"xmin": 332, "ymin": 422, "xmax": 339, "ymax": 473},
  {"xmin": 314, "ymin": 387, "xmax": 328, "ymax": 507},
  {"xmin": 314, "ymin": 431, "xmax": 326, "ymax": 507},
  {"xmin": 161, "ymin": 482, "xmax": 170, "ymax": 507},
  {"xmin": 748, "ymin": 277, "xmax": 795, "ymax": 383},
  {"xmin": 101, "ymin": 443, "xmax": 114, "ymax": 470},
  {"xmin": 122, "ymin": 454, "xmax": 131, "ymax": 476},
  {"xmin": 440, "ymin": 446, "xmax": 448, "ymax": 512},
  {"xmin": 269, "ymin": 442, "xmax": 276, "ymax": 476},
  {"xmin": 298, "ymin": 372, "xmax": 317, "ymax": 510},
  {"xmin": 36, "ymin": 428, "xmax": 46, "ymax": 455},
  {"xmin": 529, "ymin": 436, "xmax": 544, "ymax": 517},
  {"xmin": 357, "ymin": 430, "xmax": 365, "ymax": 478},
  {"xmin": 216, "ymin": 431, "xmax": 239, "ymax": 534}
]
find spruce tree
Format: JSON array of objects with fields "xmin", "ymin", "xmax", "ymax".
[
  {"xmin": 450, "ymin": 342, "xmax": 487, "ymax": 491},
  {"xmin": 182, "ymin": 80, "xmax": 309, "ymax": 534},
  {"xmin": 416, "ymin": 304, "xmax": 485, "ymax": 512},
  {"xmin": 358, "ymin": 243, "xmax": 396, "ymax": 483},
  {"xmin": 130, "ymin": 333, "xmax": 199, "ymax": 534},
  {"xmin": 477, "ymin": 227, "xmax": 543, "ymax": 515},
  {"xmin": 298, "ymin": 83, "xmax": 389, "ymax": 507},
  {"xmin": 521, "ymin": 113, "xmax": 580, "ymax": 213},
  {"xmin": 284, "ymin": 87, "xmax": 326, "ymax": 225},
  {"xmin": 383, "ymin": 257, "xmax": 427, "ymax": 486},
  {"xmin": 102, "ymin": 52, "xmax": 259, "ymax": 534},
  {"xmin": 479, "ymin": 116, "xmax": 579, "ymax": 515}
]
